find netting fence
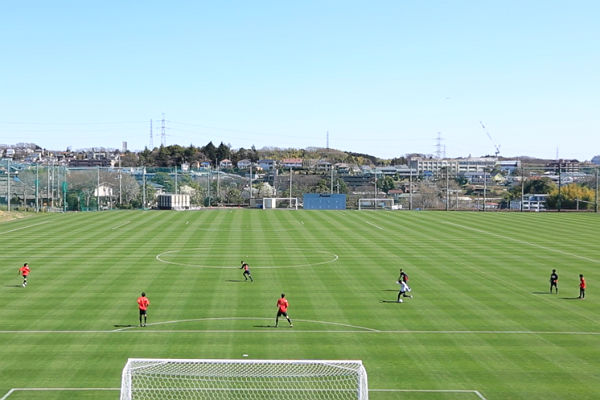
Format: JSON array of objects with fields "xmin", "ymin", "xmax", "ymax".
[{"xmin": 0, "ymin": 160, "xmax": 598, "ymax": 212}]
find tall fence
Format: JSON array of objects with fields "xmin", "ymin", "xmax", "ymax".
[{"xmin": 0, "ymin": 160, "xmax": 598, "ymax": 212}]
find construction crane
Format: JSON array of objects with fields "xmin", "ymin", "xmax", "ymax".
[{"xmin": 479, "ymin": 121, "xmax": 500, "ymax": 157}]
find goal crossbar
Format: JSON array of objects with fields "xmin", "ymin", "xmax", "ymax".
[
  {"xmin": 262, "ymin": 197, "xmax": 299, "ymax": 209},
  {"xmin": 120, "ymin": 358, "xmax": 368, "ymax": 399},
  {"xmin": 358, "ymin": 198, "xmax": 394, "ymax": 210}
]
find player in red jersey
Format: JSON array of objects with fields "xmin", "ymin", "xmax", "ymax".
[
  {"xmin": 579, "ymin": 274, "xmax": 586, "ymax": 299},
  {"xmin": 275, "ymin": 293, "xmax": 293, "ymax": 328},
  {"xmin": 18, "ymin": 263, "xmax": 30, "ymax": 287},
  {"xmin": 240, "ymin": 261, "xmax": 253, "ymax": 282},
  {"xmin": 137, "ymin": 292, "xmax": 150, "ymax": 327}
]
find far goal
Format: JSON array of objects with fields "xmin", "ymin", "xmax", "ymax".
[
  {"xmin": 358, "ymin": 198, "xmax": 395, "ymax": 210},
  {"xmin": 120, "ymin": 358, "xmax": 368, "ymax": 399},
  {"xmin": 262, "ymin": 197, "xmax": 299, "ymax": 209}
]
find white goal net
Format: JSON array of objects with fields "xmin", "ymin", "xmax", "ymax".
[
  {"xmin": 262, "ymin": 197, "xmax": 299, "ymax": 209},
  {"xmin": 358, "ymin": 198, "xmax": 395, "ymax": 210},
  {"xmin": 120, "ymin": 358, "xmax": 368, "ymax": 400}
]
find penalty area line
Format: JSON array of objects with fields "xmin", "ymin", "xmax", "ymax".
[
  {"xmin": 0, "ymin": 388, "xmax": 119, "ymax": 400},
  {"xmin": 0, "ymin": 220, "xmax": 51, "ymax": 235},
  {"xmin": 371, "ymin": 389, "xmax": 487, "ymax": 399},
  {"xmin": 364, "ymin": 220, "xmax": 384, "ymax": 230}
]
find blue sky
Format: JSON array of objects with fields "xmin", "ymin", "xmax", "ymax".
[{"xmin": 1, "ymin": 1, "xmax": 598, "ymax": 160}]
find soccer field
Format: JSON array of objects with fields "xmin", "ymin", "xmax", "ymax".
[{"xmin": 1, "ymin": 210, "xmax": 599, "ymax": 399}]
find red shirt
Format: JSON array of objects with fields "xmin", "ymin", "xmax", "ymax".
[
  {"xmin": 580, "ymin": 278, "xmax": 586, "ymax": 289},
  {"xmin": 277, "ymin": 298, "xmax": 288, "ymax": 312},
  {"xmin": 19, "ymin": 266, "xmax": 30, "ymax": 276},
  {"xmin": 137, "ymin": 296, "xmax": 150, "ymax": 311}
]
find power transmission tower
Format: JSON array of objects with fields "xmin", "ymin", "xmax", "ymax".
[
  {"xmin": 161, "ymin": 113, "xmax": 166, "ymax": 147},
  {"xmin": 435, "ymin": 132, "xmax": 443, "ymax": 159}
]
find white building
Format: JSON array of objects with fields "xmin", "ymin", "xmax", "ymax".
[{"xmin": 157, "ymin": 193, "xmax": 191, "ymax": 210}]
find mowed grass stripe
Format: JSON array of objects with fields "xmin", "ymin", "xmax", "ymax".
[{"xmin": 1, "ymin": 210, "xmax": 600, "ymax": 400}]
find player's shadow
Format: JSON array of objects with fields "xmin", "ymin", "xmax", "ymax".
[
  {"xmin": 253, "ymin": 324, "xmax": 275, "ymax": 328},
  {"xmin": 5, "ymin": 284, "xmax": 23, "ymax": 288},
  {"xmin": 113, "ymin": 324, "xmax": 135, "ymax": 328},
  {"xmin": 380, "ymin": 300, "xmax": 401, "ymax": 303},
  {"xmin": 531, "ymin": 291, "xmax": 552, "ymax": 295},
  {"xmin": 225, "ymin": 279, "xmax": 245, "ymax": 282},
  {"xmin": 560, "ymin": 297, "xmax": 581, "ymax": 300},
  {"xmin": 382, "ymin": 289, "xmax": 398, "ymax": 292}
]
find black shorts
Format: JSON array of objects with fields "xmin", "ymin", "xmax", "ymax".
[
  {"xmin": 243, "ymin": 270, "xmax": 251, "ymax": 275},
  {"xmin": 550, "ymin": 281, "xmax": 557, "ymax": 287},
  {"xmin": 139, "ymin": 309, "xmax": 147, "ymax": 316},
  {"xmin": 277, "ymin": 310, "xmax": 288, "ymax": 317}
]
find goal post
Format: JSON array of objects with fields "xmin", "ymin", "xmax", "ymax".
[
  {"xmin": 358, "ymin": 198, "xmax": 395, "ymax": 210},
  {"xmin": 262, "ymin": 197, "xmax": 299, "ymax": 209},
  {"xmin": 120, "ymin": 358, "xmax": 368, "ymax": 399}
]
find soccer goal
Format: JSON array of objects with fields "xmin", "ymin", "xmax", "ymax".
[
  {"xmin": 120, "ymin": 358, "xmax": 369, "ymax": 400},
  {"xmin": 262, "ymin": 197, "xmax": 299, "ymax": 209},
  {"xmin": 358, "ymin": 198, "xmax": 395, "ymax": 210}
]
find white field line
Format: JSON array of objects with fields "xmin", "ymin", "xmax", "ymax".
[
  {"xmin": 370, "ymin": 389, "xmax": 487, "ymax": 399},
  {"xmin": 0, "ymin": 388, "xmax": 118, "ymax": 400},
  {"xmin": 0, "ymin": 220, "xmax": 50, "ymax": 235},
  {"xmin": 441, "ymin": 220, "xmax": 599, "ymax": 263},
  {"xmin": 1, "ymin": 326, "xmax": 599, "ymax": 336},
  {"xmin": 155, "ymin": 249, "xmax": 339, "ymax": 269},
  {"xmin": 364, "ymin": 220, "xmax": 384, "ymax": 230},
  {"xmin": 111, "ymin": 220, "xmax": 131, "ymax": 230},
  {"xmin": 0, "ymin": 388, "xmax": 486, "ymax": 399}
]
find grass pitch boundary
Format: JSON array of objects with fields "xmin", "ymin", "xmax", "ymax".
[{"xmin": 0, "ymin": 388, "xmax": 487, "ymax": 399}]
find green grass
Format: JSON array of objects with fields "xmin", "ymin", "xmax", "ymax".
[{"xmin": 1, "ymin": 209, "xmax": 599, "ymax": 399}]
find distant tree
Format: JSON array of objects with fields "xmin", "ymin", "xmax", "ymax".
[
  {"xmin": 152, "ymin": 171, "xmax": 174, "ymax": 192},
  {"xmin": 216, "ymin": 142, "xmax": 231, "ymax": 162},
  {"xmin": 546, "ymin": 183, "xmax": 595, "ymax": 210},
  {"xmin": 377, "ymin": 176, "xmax": 396, "ymax": 194},
  {"xmin": 201, "ymin": 142, "xmax": 217, "ymax": 165}
]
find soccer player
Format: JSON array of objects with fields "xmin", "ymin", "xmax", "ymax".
[
  {"xmin": 579, "ymin": 274, "xmax": 586, "ymax": 299},
  {"xmin": 240, "ymin": 261, "xmax": 253, "ymax": 282},
  {"xmin": 549, "ymin": 269, "xmax": 559, "ymax": 294},
  {"xmin": 18, "ymin": 263, "xmax": 30, "ymax": 287},
  {"xmin": 275, "ymin": 293, "xmax": 292, "ymax": 328},
  {"xmin": 397, "ymin": 268, "xmax": 412, "ymax": 302},
  {"xmin": 137, "ymin": 292, "xmax": 150, "ymax": 327}
]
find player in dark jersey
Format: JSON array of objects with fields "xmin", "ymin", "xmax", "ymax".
[
  {"xmin": 397, "ymin": 268, "xmax": 412, "ymax": 302},
  {"xmin": 240, "ymin": 261, "xmax": 253, "ymax": 282},
  {"xmin": 549, "ymin": 269, "xmax": 558, "ymax": 294}
]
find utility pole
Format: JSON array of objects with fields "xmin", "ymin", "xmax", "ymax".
[
  {"xmin": 35, "ymin": 163, "xmax": 39, "ymax": 212},
  {"xmin": 96, "ymin": 166, "xmax": 100, "ymax": 211},
  {"xmin": 595, "ymin": 167, "xmax": 599, "ymax": 213},
  {"xmin": 7, "ymin": 159, "xmax": 11, "ymax": 211},
  {"xmin": 118, "ymin": 156, "xmax": 122, "ymax": 206},
  {"xmin": 149, "ymin": 119, "xmax": 153, "ymax": 149},
  {"xmin": 557, "ymin": 163, "xmax": 562, "ymax": 212},
  {"xmin": 249, "ymin": 164, "xmax": 253, "ymax": 204},
  {"xmin": 174, "ymin": 165, "xmax": 178, "ymax": 195},
  {"xmin": 409, "ymin": 168, "xmax": 413, "ymax": 210},
  {"xmin": 142, "ymin": 167, "xmax": 146, "ymax": 209},
  {"xmin": 445, "ymin": 167, "xmax": 449, "ymax": 211},
  {"xmin": 483, "ymin": 168, "xmax": 487, "ymax": 212},
  {"xmin": 330, "ymin": 165, "xmax": 334, "ymax": 194},
  {"xmin": 520, "ymin": 164, "xmax": 524, "ymax": 212},
  {"xmin": 289, "ymin": 167, "xmax": 292, "ymax": 207}
]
